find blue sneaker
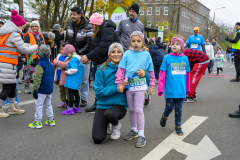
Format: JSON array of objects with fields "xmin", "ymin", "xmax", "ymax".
[
  {"xmin": 15, "ymin": 97, "xmax": 19, "ymax": 103},
  {"xmin": 5, "ymin": 98, "xmax": 9, "ymax": 105}
]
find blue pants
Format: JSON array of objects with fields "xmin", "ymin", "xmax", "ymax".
[
  {"xmin": 163, "ymin": 98, "xmax": 183, "ymax": 127},
  {"xmin": 211, "ymin": 59, "xmax": 214, "ymax": 68},
  {"xmin": 80, "ymin": 63, "xmax": 90, "ymax": 101},
  {"xmin": 227, "ymin": 53, "xmax": 231, "ymax": 62},
  {"xmin": 15, "ymin": 79, "xmax": 18, "ymax": 98}
]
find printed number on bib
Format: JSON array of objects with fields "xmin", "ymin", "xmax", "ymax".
[
  {"xmin": 171, "ymin": 63, "xmax": 186, "ymax": 75},
  {"xmin": 191, "ymin": 43, "xmax": 198, "ymax": 49},
  {"xmin": 128, "ymin": 77, "xmax": 147, "ymax": 92}
]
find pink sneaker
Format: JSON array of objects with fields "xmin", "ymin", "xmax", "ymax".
[
  {"xmin": 61, "ymin": 108, "xmax": 75, "ymax": 115},
  {"xmin": 58, "ymin": 102, "xmax": 67, "ymax": 108},
  {"xmin": 73, "ymin": 107, "xmax": 81, "ymax": 113}
]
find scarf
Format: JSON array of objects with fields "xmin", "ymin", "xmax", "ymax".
[
  {"xmin": 129, "ymin": 16, "xmax": 138, "ymax": 22},
  {"xmin": 30, "ymin": 31, "xmax": 40, "ymax": 40}
]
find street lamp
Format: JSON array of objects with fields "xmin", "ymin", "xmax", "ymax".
[{"xmin": 213, "ymin": 7, "xmax": 226, "ymax": 22}]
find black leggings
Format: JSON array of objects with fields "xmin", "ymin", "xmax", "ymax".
[
  {"xmin": 234, "ymin": 51, "xmax": 240, "ymax": 78},
  {"xmin": 68, "ymin": 88, "xmax": 80, "ymax": 108},
  {"xmin": 92, "ymin": 105, "xmax": 126, "ymax": 144},
  {"xmin": 217, "ymin": 68, "xmax": 223, "ymax": 74},
  {"xmin": 0, "ymin": 84, "xmax": 16, "ymax": 100}
]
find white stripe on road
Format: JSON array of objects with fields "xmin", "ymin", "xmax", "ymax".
[
  {"xmin": 213, "ymin": 71, "xmax": 217, "ymax": 73},
  {"xmin": 3, "ymin": 99, "xmax": 36, "ymax": 109},
  {"xmin": 229, "ymin": 66, "xmax": 234, "ymax": 68},
  {"xmin": 142, "ymin": 116, "xmax": 221, "ymax": 160}
]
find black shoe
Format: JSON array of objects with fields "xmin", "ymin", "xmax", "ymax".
[
  {"xmin": 144, "ymin": 99, "xmax": 150, "ymax": 107},
  {"xmin": 30, "ymin": 79, "xmax": 34, "ymax": 83},
  {"xmin": 175, "ymin": 127, "xmax": 183, "ymax": 135},
  {"xmin": 80, "ymin": 100, "xmax": 87, "ymax": 107},
  {"xmin": 160, "ymin": 114, "xmax": 167, "ymax": 127},
  {"xmin": 229, "ymin": 106, "xmax": 240, "ymax": 118},
  {"xmin": 192, "ymin": 95, "xmax": 197, "ymax": 100},
  {"xmin": 183, "ymin": 97, "xmax": 194, "ymax": 103},
  {"xmin": 230, "ymin": 78, "xmax": 240, "ymax": 82},
  {"xmin": 208, "ymin": 69, "xmax": 211, "ymax": 74},
  {"xmin": 85, "ymin": 104, "xmax": 96, "ymax": 113}
]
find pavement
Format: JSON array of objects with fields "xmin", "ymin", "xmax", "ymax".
[{"xmin": 0, "ymin": 61, "xmax": 239, "ymax": 160}]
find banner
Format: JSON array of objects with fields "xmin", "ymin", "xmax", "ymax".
[{"xmin": 111, "ymin": 7, "xmax": 127, "ymax": 27}]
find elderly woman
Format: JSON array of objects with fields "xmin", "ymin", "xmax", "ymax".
[
  {"xmin": 22, "ymin": 20, "xmax": 45, "ymax": 94},
  {"xmin": 92, "ymin": 43, "xmax": 147, "ymax": 144},
  {"xmin": 0, "ymin": 10, "xmax": 38, "ymax": 118}
]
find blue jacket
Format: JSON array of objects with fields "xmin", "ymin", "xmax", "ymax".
[
  {"xmin": 149, "ymin": 44, "xmax": 164, "ymax": 71},
  {"xmin": 94, "ymin": 63, "xmax": 128, "ymax": 110},
  {"xmin": 33, "ymin": 57, "xmax": 54, "ymax": 94},
  {"xmin": 64, "ymin": 55, "xmax": 83, "ymax": 90}
]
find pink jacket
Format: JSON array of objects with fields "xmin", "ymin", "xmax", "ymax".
[
  {"xmin": 53, "ymin": 56, "xmax": 70, "ymax": 86},
  {"xmin": 158, "ymin": 53, "xmax": 190, "ymax": 96}
]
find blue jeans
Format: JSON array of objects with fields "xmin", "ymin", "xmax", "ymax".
[
  {"xmin": 227, "ymin": 53, "xmax": 231, "ymax": 62},
  {"xmin": 80, "ymin": 63, "xmax": 90, "ymax": 101},
  {"xmin": 211, "ymin": 59, "xmax": 214, "ymax": 68},
  {"xmin": 163, "ymin": 98, "xmax": 183, "ymax": 127},
  {"xmin": 15, "ymin": 79, "xmax": 18, "ymax": 98}
]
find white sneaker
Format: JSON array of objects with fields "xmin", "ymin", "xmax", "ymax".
[
  {"xmin": 107, "ymin": 123, "xmax": 112, "ymax": 135},
  {"xmin": 110, "ymin": 123, "xmax": 121, "ymax": 140},
  {"xmin": 0, "ymin": 107, "xmax": 9, "ymax": 118}
]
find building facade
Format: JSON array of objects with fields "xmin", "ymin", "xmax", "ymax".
[{"xmin": 139, "ymin": 0, "xmax": 210, "ymax": 39}]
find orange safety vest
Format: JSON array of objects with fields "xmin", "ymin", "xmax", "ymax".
[
  {"xmin": 0, "ymin": 33, "xmax": 19, "ymax": 65},
  {"xmin": 23, "ymin": 32, "xmax": 45, "ymax": 59}
]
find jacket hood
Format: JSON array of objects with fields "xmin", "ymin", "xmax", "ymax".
[
  {"xmin": 205, "ymin": 43, "xmax": 212, "ymax": 46},
  {"xmin": 169, "ymin": 53, "xmax": 185, "ymax": 57},
  {"xmin": 156, "ymin": 37, "xmax": 161, "ymax": 42},
  {"xmin": 100, "ymin": 20, "xmax": 116, "ymax": 30},
  {"xmin": 0, "ymin": 21, "xmax": 21, "ymax": 36},
  {"xmin": 149, "ymin": 44, "xmax": 159, "ymax": 50}
]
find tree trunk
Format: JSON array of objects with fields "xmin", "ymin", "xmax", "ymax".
[
  {"xmin": 83, "ymin": 0, "xmax": 90, "ymax": 16},
  {"xmin": 89, "ymin": 0, "xmax": 95, "ymax": 17},
  {"xmin": 52, "ymin": 0, "xmax": 60, "ymax": 27},
  {"xmin": 60, "ymin": 0, "xmax": 68, "ymax": 26},
  {"xmin": 45, "ymin": 0, "xmax": 51, "ymax": 31}
]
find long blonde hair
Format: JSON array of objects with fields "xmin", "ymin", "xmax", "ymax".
[
  {"xmin": 92, "ymin": 25, "xmax": 100, "ymax": 39},
  {"xmin": 101, "ymin": 56, "xmax": 112, "ymax": 71}
]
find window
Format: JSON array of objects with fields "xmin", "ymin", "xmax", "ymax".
[
  {"xmin": 182, "ymin": 10, "xmax": 185, "ymax": 17},
  {"xmin": 147, "ymin": 7, "xmax": 152, "ymax": 15},
  {"xmin": 147, "ymin": 21, "xmax": 151, "ymax": 28},
  {"xmin": 156, "ymin": 7, "xmax": 160, "ymax": 15},
  {"xmin": 188, "ymin": 24, "xmax": 191, "ymax": 32},
  {"xmin": 186, "ymin": 10, "xmax": 189, "ymax": 19},
  {"xmin": 185, "ymin": 24, "xmax": 187, "ymax": 31},
  {"xmin": 156, "ymin": 21, "xmax": 160, "ymax": 26},
  {"xmin": 140, "ymin": 7, "xmax": 144, "ymax": 15},
  {"xmin": 181, "ymin": 23, "xmax": 184, "ymax": 31},
  {"xmin": 164, "ymin": 7, "xmax": 168, "ymax": 15},
  {"xmin": 156, "ymin": 0, "xmax": 160, "ymax": 1},
  {"xmin": 163, "ymin": 21, "xmax": 168, "ymax": 29}
]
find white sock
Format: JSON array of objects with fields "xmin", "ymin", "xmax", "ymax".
[
  {"xmin": 131, "ymin": 127, "xmax": 137, "ymax": 133},
  {"xmin": 138, "ymin": 130, "xmax": 145, "ymax": 137}
]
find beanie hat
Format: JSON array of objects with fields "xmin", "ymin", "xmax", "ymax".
[
  {"xmin": 108, "ymin": 43, "xmax": 124, "ymax": 56},
  {"xmin": 53, "ymin": 24, "xmax": 61, "ymax": 29},
  {"xmin": 217, "ymin": 50, "xmax": 221, "ymax": 54},
  {"xmin": 236, "ymin": 22, "xmax": 240, "ymax": 26},
  {"xmin": 129, "ymin": 3, "xmax": 139, "ymax": 14},
  {"xmin": 193, "ymin": 27, "xmax": 199, "ymax": 32},
  {"xmin": 89, "ymin": 13, "xmax": 103, "ymax": 26},
  {"xmin": 11, "ymin": 10, "xmax": 26, "ymax": 27},
  {"xmin": 130, "ymin": 31, "xmax": 145, "ymax": 43},
  {"xmin": 38, "ymin": 45, "xmax": 51, "ymax": 57},
  {"xmin": 63, "ymin": 44, "xmax": 75, "ymax": 55},
  {"xmin": 47, "ymin": 32, "xmax": 55, "ymax": 40},
  {"xmin": 171, "ymin": 37, "xmax": 185, "ymax": 49}
]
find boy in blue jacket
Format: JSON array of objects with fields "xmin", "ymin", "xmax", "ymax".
[{"xmin": 29, "ymin": 45, "xmax": 55, "ymax": 129}]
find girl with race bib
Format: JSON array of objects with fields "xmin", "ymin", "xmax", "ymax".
[
  {"xmin": 115, "ymin": 31, "xmax": 155, "ymax": 148},
  {"xmin": 214, "ymin": 50, "xmax": 225, "ymax": 76},
  {"xmin": 158, "ymin": 37, "xmax": 190, "ymax": 135}
]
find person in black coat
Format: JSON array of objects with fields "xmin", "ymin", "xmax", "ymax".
[
  {"xmin": 52, "ymin": 24, "xmax": 61, "ymax": 53},
  {"xmin": 156, "ymin": 37, "xmax": 167, "ymax": 50},
  {"xmin": 148, "ymin": 40, "xmax": 164, "ymax": 81},
  {"xmin": 81, "ymin": 13, "xmax": 120, "ymax": 113}
]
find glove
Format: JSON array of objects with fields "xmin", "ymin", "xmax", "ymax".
[
  {"xmin": 33, "ymin": 90, "xmax": 38, "ymax": 99},
  {"xmin": 225, "ymin": 37, "xmax": 229, "ymax": 41}
]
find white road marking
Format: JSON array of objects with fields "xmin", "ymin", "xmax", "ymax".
[
  {"xmin": 213, "ymin": 71, "xmax": 217, "ymax": 73},
  {"xmin": 3, "ymin": 99, "xmax": 36, "ymax": 109},
  {"xmin": 229, "ymin": 66, "xmax": 234, "ymax": 68},
  {"xmin": 142, "ymin": 116, "xmax": 221, "ymax": 160}
]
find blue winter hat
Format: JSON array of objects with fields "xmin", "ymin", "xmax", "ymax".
[{"xmin": 38, "ymin": 44, "xmax": 51, "ymax": 57}]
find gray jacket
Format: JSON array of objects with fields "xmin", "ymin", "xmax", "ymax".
[
  {"xmin": 212, "ymin": 42, "xmax": 223, "ymax": 55},
  {"xmin": 117, "ymin": 19, "xmax": 144, "ymax": 51},
  {"xmin": 0, "ymin": 21, "xmax": 38, "ymax": 84}
]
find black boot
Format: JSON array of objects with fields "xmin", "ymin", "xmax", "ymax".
[
  {"xmin": 229, "ymin": 105, "xmax": 240, "ymax": 118},
  {"xmin": 80, "ymin": 99, "xmax": 87, "ymax": 107},
  {"xmin": 85, "ymin": 98, "xmax": 97, "ymax": 113}
]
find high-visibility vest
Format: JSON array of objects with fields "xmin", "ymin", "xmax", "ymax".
[
  {"xmin": 232, "ymin": 29, "xmax": 240, "ymax": 50},
  {"xmin": 23, "ymin": 32, "xmax": 45, "ymax": 59},
  {"xmin": 0, "ymin": 33, "xmax": 19, "ymax": 65}
]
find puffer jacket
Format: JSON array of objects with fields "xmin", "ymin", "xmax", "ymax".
[
  {"xmin": 0, "ymin": 22, "xmax": 38, "ymax": 84},
  {"xmin": 149, "ymin": 44, "xmax": 164, "ymax": 71},
  {"xmin": 86, "ymin": 20, "xmax": 120, "ymax": 65},
  {"xmin": 205, "ymin": 43, "xmax": 214, "ymax": 60}
]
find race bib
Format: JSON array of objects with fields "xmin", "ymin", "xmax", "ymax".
[
  {"xmin": 128, "ymin": 77, "xmax": 147, "ymax": 92},
  {"xmin": 216, "ymin": 60, "xmax": 221, "ymax": 64},
  {"xmin": 171, "ymin": 63, "xmax": 186, "ymax": 75},
  {"xmin": 191, "ymin": 43, "xmax": 198, "ymax": 49}
]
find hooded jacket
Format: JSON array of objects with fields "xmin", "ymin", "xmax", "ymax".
[
  {"xmin": 205, "ymin": 43, "xmax": 214, "ymax": 60},
  {"xmin": 149, "ymin": 44, "xmax": 164, "ymax": 71},
  {"xmin": 211, "ymin": 42, "xmax": 223, "ymax": 55},
  {"xmin": 156, "ymin": 37, "xmax": 166, "ymax": 50},
  {"xmin": 87, "ymin": 20, "xmax": 120, "ymax": 65},
  {"xmin": 0, "ymin": 21, "xmax": 38, "ymax": 84},
  {"xmin": 66, "ymin": 16, "xmax": 93, "ymax": 56}
]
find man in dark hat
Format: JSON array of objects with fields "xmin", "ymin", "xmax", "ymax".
[
  {"xmin": 226, "ymin": 22, "xmax": 240, "ymax": 82},
  {"xmin": 117, "ymin": 3, "xmax": 145, "ymax": 52}
]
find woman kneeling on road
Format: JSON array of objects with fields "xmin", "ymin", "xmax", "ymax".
[{"xmin": 92, "ymin": 43, "xmax": 147, "ymax": 144}]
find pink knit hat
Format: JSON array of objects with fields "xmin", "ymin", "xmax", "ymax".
[
  {"xmin": 11, "ymin": 10, "xmax": 26, "ymax": 27},
  {"xmin": 63, "ymin": 44, "xmax": 75, "ymax": 55},
  {"xmin": 171, "ymin": 37, "xmax": 185, "ymax": 49},
  {"xmin": 89, "ymin": 13, "xmax": 103, "ymax": 26}
]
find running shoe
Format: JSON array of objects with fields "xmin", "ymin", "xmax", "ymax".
[
  {"xmin": 175, "ymin": 127, "xmax": 183, "ymax": 135},
  {"xmin": 61, "ymin": 108, "xmax": 75, "ymax": 115},
  {"xmin": 107, "ymin": 123, "xmax": 113, "ymax": 135},
  {"xmin": 110, "ymin": 123, "xmax": 121, "ymax": 140},
  {"xmin": 123, "ymin": 130, "xmax": 138, "ymax": 140},
  {"xmin": 192, "ymin": 95, "xmax": 197, "ymax": 100},
  {"xmin": 29, "ymin": 121, "xmax": 42, "ymax": 129},
  {"xmin": 160, "ymin": 114, "xmax": 167, "ymax": 127},
  {"xmin": 144, "ymin": 99, "xmax": 150, "ymax": 107},
  {"xmin": 58, "ymin": 102, "xmax": 67, "ymax": 108},
  {"xmin": 45, "ymin": 119, "xmax": 56, "ymax": 126},
  {"xmin": 73, "ymin": 107, "xmax": 81, "ymax": 113},
  {"xmin": 183, "ymin": 97, "xmax": 194, "ymax": 103},
  {"xmin": 230, "ymin": 77, "xmax": 240, "ymax": 82},
  {"xmin": 136, "ymin": 136, "xmax": 146, "ymax": 148}
]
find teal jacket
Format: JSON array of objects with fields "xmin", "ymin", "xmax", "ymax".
[
  {"xmin": 94, "ymin": 63, "xmax": 128, "ymax": 109},
  {"xmin": 215, "ymin": 55, "xmax": 225, "ymax": 68}
]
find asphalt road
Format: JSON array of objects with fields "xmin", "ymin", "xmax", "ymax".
[{"xmin": 0, "ymin": 61, "xmax": 239, "ymax": 160}]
